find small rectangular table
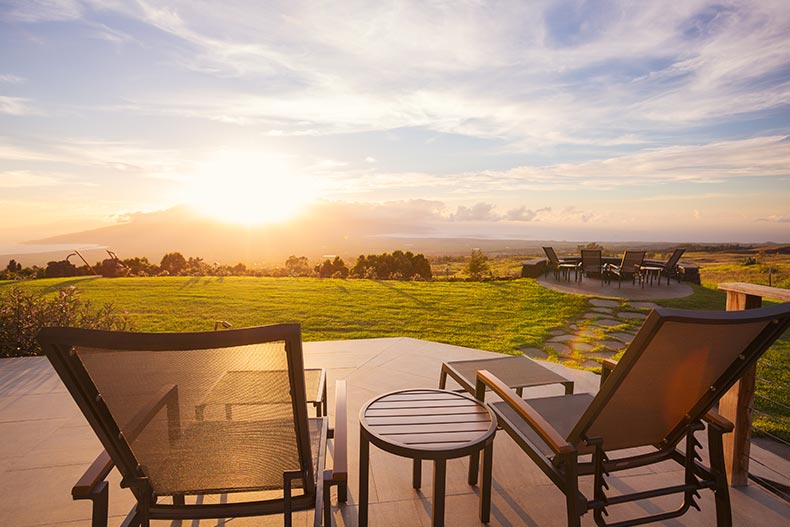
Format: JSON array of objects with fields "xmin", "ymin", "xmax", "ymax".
[
  {"xmin": 359, "ymin": 389, "xmax": 497, "ymax": 527},
  {"xmin": 640, "ymin": 265, "xmax": 663, "ymax": 287},
  {"xmin": 440, "ymin": 355, "xmax": 574, "ymax": 397}
]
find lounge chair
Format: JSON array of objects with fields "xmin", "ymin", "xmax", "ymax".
[
  {"xmin": 543, "ymin": 246, "xmax": 578, "ymax": 281},
  {"xmin": 474, "ymin": 303, "xmax": 790, "ymax": 527},
  {"xmin": 579, "ymin": 249, "xmax": 604, "ymax": 285},
  {"xmin": 38, "ymin": 324, "xmax": 347, "ymax": 527},
  {"xmin": 605, "ymin": 250, "xmax": 645, "ymax": 288},
  {"xmin": 659, "ymin": 248, "xmax": 686, "ymax": 285}
]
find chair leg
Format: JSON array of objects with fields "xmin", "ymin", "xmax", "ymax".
[
  {"xmin": 708, "ymin": 424, "xmax": 733, "ymax": 527},
  {"xmin": 560, "ymin": 453, "xmax": 582, "ymax": 527}
]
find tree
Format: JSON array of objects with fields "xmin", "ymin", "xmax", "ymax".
[
  {"xmin": 466, "ymin": 249, "xmax": 489, "ymax": 280},
  {"xmin": 315, "ymin": 256, "xmax": 348, "ymax": 278},
  {"xmin": 6, "ymin": 259, "xmax": 21, "ymax": 273},
  {"xmin": 285, "ymin": 255, "xmax": 311, "ymax": 276},
  {"xmin": 160, "ymin": 252, "xmax": 187, "ymax": 275}
]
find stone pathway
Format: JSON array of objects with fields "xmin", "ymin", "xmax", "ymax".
[{"xmin": 521, "ymin": 299, "xmax": 663, "ymax": 370}]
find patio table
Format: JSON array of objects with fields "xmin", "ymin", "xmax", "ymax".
[{"xmin": 359, "ymin": 388, "xmax": 497, "ymax": 527}]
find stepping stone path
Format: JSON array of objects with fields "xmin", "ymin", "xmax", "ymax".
[
  {"xmin": 591, "ymin": 318, "xmax": 623, "ymax": 327},
  {"xmin": 520, "ymin": 347, "xmax": 548, "ymax": 360},
  {"xmin": 589, "ymin": 298, "xmax": 620, "ymax": 308},
  {"xmin": 619, "ymin": 312, "xmax": 647, "ymax": 320},
  {"xmin": 540, "ymin": 296, "xmax": 656, "ymax": 370}
]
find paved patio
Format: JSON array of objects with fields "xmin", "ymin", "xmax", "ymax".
[
  {"xmin": 1, "ymin": 338, "xmax": 788, "ymax": 526},
  {"xmin": 536, "ymin": 275, "xmax": 694, "ymax": 301}
]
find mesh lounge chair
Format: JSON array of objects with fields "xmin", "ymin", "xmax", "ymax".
[
  {"xmin": 474, "ymin": 303, "xmax": 790, "ymax": 527},
  {"xmin": 543, "ymin": 246, "xmax": 579, "ymax": 281},
  {"xmin": 605, "ymin": 250, "xmax": 645, "ymax": 288},
  {"xmin": 659, "ymin": 248, "xmax": 686, "ymax": 286},
  {"xmin": 38, "ymin": 324, "xmax": 347, "ymax": 527},
  {"xmin": 579, "ymin": 249, "xmax": 604, "ymax": 285}
]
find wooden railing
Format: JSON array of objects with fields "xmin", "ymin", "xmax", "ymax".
[{"xmin": 717, "ymin": 282, "xmax": 790, "ymax": 486}]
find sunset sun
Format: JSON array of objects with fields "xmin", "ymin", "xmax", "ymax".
[{"xmin": 186, "ymin": 150, "xmax": 314, "ymax": 225}]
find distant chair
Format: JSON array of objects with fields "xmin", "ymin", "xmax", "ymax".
[
  {"xmin": 543, "ymin": 246, "xmax": 578, "ymax": 281},
  {"xmin": 578, "ymin": 249, "xmax": 603, "ymax": 285},
  {"xmin": 606, "ymin": 250, "xmax": 645, "ymax": 288},
  {"xmin": 659, "ymin": 248, "xmax": 686, "ymax": 285}
]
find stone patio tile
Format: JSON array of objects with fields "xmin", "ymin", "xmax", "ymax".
[
  {"xmin": 591, "ymin": 318, "xmax": 623, "ymax": 327},
  {"xmin": 547, "ymin": 334, "xmax": 576, "ymax": 342},
  {"xmin": 619, "ymin": 312, "xmax": 648, "ymax": 319},
  {"xmin": 520, "ymin": 347, "xmax": 548, "ymax": 360},
  {"xmin": 589, "ymin": 298, "xmax": 621, "ymax": 308},
  {"xmin": 546, "ymin": 342, "xmax": 572, "ymax": 357},
  {"xmin": 608, "ymin": 332, "xmax": 636, "ymax": 343},
  {"xmin": 627, "ymin": 301, "xmax": 661, "ymax": 310}
]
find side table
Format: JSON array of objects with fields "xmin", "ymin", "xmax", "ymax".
[{"xmin": 359, "ymin": 389, "xmax": 497, "ymax": 527}]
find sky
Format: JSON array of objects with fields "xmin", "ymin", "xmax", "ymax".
[{"xmin": 1, "ymin": 0, "xmax": 789, "ymax": 247}]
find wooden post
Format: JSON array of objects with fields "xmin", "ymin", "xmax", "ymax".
[{"xmin": 717, "ymin": 282, "xmax": 790, "ymax": 486}]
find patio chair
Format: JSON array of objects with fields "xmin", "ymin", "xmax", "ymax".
[
  {"xmin": 659, "ymin": 248, "xmax": 686, "ymax": 285},
  {"xmin": 38, "ymin": 324, "xmax": 347, "ymax": 527},
  {"xmin": 579, "ymin": 249, "xmax": 604, "ymax": 285},
  {"xmin": 474, "ymin": 303, "xmax": 790, "ymax": 527},
  {"xmin": 605, "ymin": 250, "xmax": 645, "ymax": 288},
  {"xmin": 543, "ymin": 246, "xmax": 579, "ymax": 281}
]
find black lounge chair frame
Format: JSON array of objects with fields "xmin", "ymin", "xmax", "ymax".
[
  {"xmin": 660, "ymin": 248, "xmax": 686, "ymax": 285},
  {"xmin": 475, "ymin": 304, "xmax": 790, "ymax": 527},
  {"xmin": 605, "ymin": 250, "xmax": 646, "ymax": 288},
  {"xmin": 39, "ymin": 324, "xmax": 347, "ymax": 527},
  {"xmin": 543, "ymin": 246, "xmax": 579, "ymax": 281}
]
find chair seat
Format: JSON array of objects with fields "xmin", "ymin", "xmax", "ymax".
[
  {"xmin": 491, "ymin": 393, "xmax": 594, "ymax": 457},
  {"xmin": 151, "ymin": 417, "xmax": 323, "ymax": 496}
]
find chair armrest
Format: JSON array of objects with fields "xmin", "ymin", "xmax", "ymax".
[
  {"xmin": 601, "ymin": 359, "xmax": 618, "ymax": 386},
  {"xmin": 476, "ymin": 370, "xmax": 575, "ymax": 455},
  {"xmin": 703, "ymin": 408, "xmax": 734, "ymax": 433},
  {"xmin": 72, "ymin": 449, "xmax": 114, "ymax": 499},
  {"xmin": 331, "ymin": 380, "xmax": 347, "ymax": 481}
]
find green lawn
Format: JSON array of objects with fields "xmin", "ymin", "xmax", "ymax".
[{"xmin": 0, "ymin": 276, "xmax": 587, "ymax": 355}]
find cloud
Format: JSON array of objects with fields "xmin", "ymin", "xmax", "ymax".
[
  {"xmin": 0, "ymin": 96, "xmax": 38, "ymax": 116},
  {"xmin": 451, "ymin": 203, "xmax": 499, "ymax": 222},
  {"xmin": 1, "ymin": 0, "xmax": 83, "ymax": 23},
  {"xmin": 0, "ymin": 74, "xmax": 25, "ymax": 84},
  {"xmin": 0, "ymin": 170, "xmax": 61, "ymax": 188},
  {"xmin": 504, "ymin": 206, "xmax": 552, "ymax": 222},
  {"xmin": 756, "ymin": 215, "xmax": 790, "ymax": 223}
]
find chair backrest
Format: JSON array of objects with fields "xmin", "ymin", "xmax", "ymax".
[
  {"xmin": 580, "ymin": 249, "xmax": 602, "ymax": 274},
  {"xmin": 38, "ymin": 324, "xmax": 315, "ymax": 498},
  {"xmin": 568, "ymin": 303, "xmax": 790, "ymax": 452},
  {"xmin": 543, "ymin": 246, "xmax": 560, "ymax": 266},
  {"xmin": 619, "ymin": 250, "xmax": 645, "ymax": 270},
  {"xmin": 663, "ymin": 248, "xmax": 685, "ymax": 271}
]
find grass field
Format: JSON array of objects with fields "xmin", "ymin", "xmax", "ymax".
[
  {"xmin": 2, "ymin": 274, "xmax": 787, "ymax": 440},
  {"xmin": 0, "ymin": 276, "xmax": 588, "ymax": 355}
]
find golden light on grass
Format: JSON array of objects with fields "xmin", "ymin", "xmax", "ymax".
[{"xmin": 187, "ymin": 150, "xmax": 315, "ymax": 225}]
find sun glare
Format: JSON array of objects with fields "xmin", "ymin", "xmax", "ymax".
[{"xmin": 186, "ymin": 150, "xmax": 314, "ymax": 225}]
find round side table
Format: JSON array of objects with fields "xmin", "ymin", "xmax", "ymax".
[{"xmin": 358, "ymin": 388, "xmax": 497, "ymax": 527}]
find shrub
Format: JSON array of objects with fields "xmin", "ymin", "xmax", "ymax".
[{"xmin": 0, "ymin": 286, "xmax": 135, "ymax": 358}]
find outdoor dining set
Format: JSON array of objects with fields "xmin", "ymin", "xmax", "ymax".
[{"xmin": 543, "ymin": 246, "xmax": 687, "ymax": 288}]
